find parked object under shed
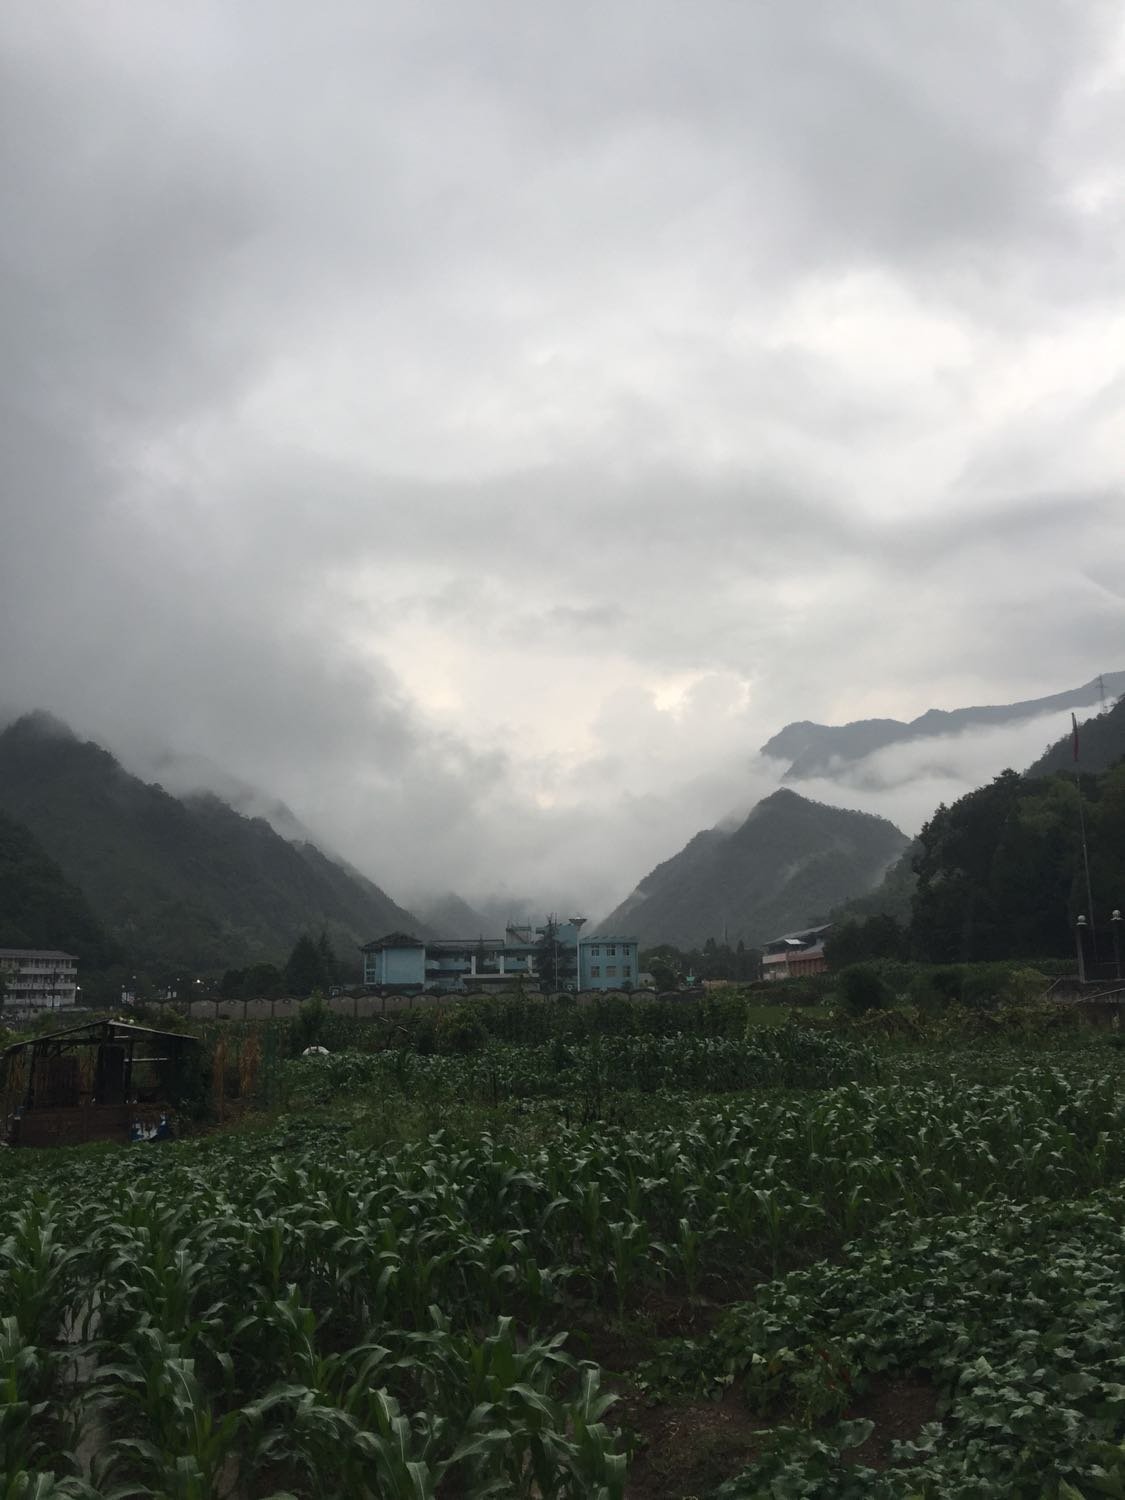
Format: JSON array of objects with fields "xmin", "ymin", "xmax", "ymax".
[{"xmin": 0, "ymin": 1019, "xmax": 201, "ymax": 1147}]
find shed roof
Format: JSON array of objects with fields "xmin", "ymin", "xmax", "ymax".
[{"xmin": 1, "ymin": 1019, "xmax": 198, "ymax": 1058}]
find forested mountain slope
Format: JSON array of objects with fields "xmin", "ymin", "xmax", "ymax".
[
  {"xmin": 1024, "ymin": 695, "xmax": 1125, "ymax": 778},
  {"xmin": 0, "ymin": 810, "xmax": 118, "ymax": 967},
  {"xmin": 601, "ymin": 789, "xmax": 908, "ymax": 948},
  {"xmin": 0, "ymin": 714, "xmax": 421, "ymax": 973}
]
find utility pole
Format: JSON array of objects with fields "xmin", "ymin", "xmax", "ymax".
[{"xmin": 1073, "ymin": 714, "xmax": 1098, "ymax": 959}]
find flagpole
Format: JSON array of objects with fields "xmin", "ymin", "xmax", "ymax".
[{"xmin": 1072, "ymin": 712, "xmax": 1098, "ymax": 960}]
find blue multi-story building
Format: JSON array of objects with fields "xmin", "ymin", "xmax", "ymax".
[
  {"xmin": 359, "ymin": 932, "xmax": 426, "ymax": 989},
  {"xmin": 576, "ymin": 934, "xmax": 640, "ymax": 990},
  {"xmin": 359, "ymin": 919, "xmax": 640, "ymax": 994}
]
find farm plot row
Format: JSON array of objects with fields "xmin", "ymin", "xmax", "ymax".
[
  {"xmin": 4, "ymin": 1067, "xmax": 1125, "ymax": 1496},
  {"xmin": 648, "ymin": 1186, "xmax": 1125, "ymax": 1498},
  {"xmin": 275, "ymin": 1027, "xmax": 876, "ymax": 1111}
]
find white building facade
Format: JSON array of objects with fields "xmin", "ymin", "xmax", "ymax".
[{"xmin": 0, "ymin": 948, "xmax": 79, "ymax": 1009}]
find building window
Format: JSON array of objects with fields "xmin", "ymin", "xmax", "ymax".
[
  {"xmin": 590, "ymin": 947, "xmax": 600, "ymax": 957},
  {"xmin": 607, "ymin": 945, "xmax": 616, "ymax": 956},
  {"xmin": 606, "ymin": 965, "xmax": 617, "ymax": 977},
  {"xmin": 624, "ymin": 965, "xmax": 631, "ymax": 977},
  {"xmin": 591, "ymin": 966, "xmax": 600, "ymax": 977}
]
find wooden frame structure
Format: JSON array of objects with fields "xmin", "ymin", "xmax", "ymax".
[{"xmin": 1, "ymin": 1020, "xmax": 200, "ymax": 1147}]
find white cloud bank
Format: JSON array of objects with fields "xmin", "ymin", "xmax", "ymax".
[{"xmin": 1, "ymin": 1, "xmax": 1124, "ymax": 918}]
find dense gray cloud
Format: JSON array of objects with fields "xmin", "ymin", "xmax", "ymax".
[{"xmin": 2, "ymin": 1, "xmax": 1124, "ymax": 921}]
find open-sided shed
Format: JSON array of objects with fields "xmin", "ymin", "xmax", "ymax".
[{"xmin": 1, "ymin": 1019, "xmax": 201, "ymax": 1147}]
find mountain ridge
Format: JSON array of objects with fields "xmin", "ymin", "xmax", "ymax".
[
  {"xmin": 762, "ymin": 671, "xmax": 1125, "ymax": 780},
  {"xmin": 600, "ymin": 787, "xmax": 908, "ymax": 949}
]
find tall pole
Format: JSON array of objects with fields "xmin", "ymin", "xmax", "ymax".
[
  {"xmin": 1071, "ymin": 713, "xmax": 1098, "ymax": 960},
  {"xmin": 1113, "ymin": 909, "xmax": 1122, "ymax": 982},
  {"xmin": 1075, "ymin": 772, "xmax": 1098, "ymax": 959},
  {"xmin": 1076, "ymin": 915, "xmax": 1088, "ymax": 984}
]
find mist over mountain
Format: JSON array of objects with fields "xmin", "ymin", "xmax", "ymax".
[
  {"xmin": 763, "ymin": 672, "xmax": 1125, "ymax": 782},
  {"xmin": 0, "ymin": 714, "xmax": 421, "ymax": 973},
  {"xmin": 413, "ymin": 892, "xmax": 494, "ymax": 938},
  {"xmin": 600, "ymin": 788, "xmax": 908, "ymax": 950},
  {"xmin": 818, "ymin": 694, "xmax": 1125, "ymax": 939}
]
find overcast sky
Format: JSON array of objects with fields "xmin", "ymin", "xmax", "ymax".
[{"xmin": 2, "ymin": 2, "xmax": 1124, "ymax": 918}]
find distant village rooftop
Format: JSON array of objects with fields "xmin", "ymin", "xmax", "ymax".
[{"xmin": 761, "ymin": 923, "xmax": 831, "ymax": 981}]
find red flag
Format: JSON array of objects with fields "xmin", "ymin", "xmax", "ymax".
[{"xmin": 1072, "ymin": 712, "xmax": 1080, "ymax": 763}]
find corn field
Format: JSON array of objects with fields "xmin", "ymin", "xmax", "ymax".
[
  {"xmin": 6, "ymin": 1002, "xmax": 1125, "ymax": 1494},
  {"xmin": 4, "ymin": 1025, "xmax": 1125, "ymax": 1495}
]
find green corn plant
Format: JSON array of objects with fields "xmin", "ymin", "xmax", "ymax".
[
  {"xmin": 1, "ymin": 1474, "xmax": 98, "ymax": 1500},
  {"xmin": 94, "ymin": 1353, "xmax": 243, "ymax": 1500},
  {"xmin": 0, "ymin": 1205, "xmax": 82, "ymax": 1343},
  {"xmin": 0, "ymin": 1316, "xmax": 77, "ymax": 1478},
  {"xmin": 562, "ymin": 1364, "xmax": 626, "ymax": 1500}
]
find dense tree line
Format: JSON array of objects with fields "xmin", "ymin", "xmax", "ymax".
[
  {"xmin": 827, "ymin": 762, "xmax": 1125, "ymax": 968},
  {"xmin": 641, "ymin": 939, "xmax": 763, "ymax": 990},
  {"xmin": 220, "ymin": 931, "xmax": 345, "ymax": 1001}
]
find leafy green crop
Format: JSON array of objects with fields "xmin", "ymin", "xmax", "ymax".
[
  {"xmin": 682, "ymin": 1187, "xmax": 1125, "ymax": 1496},
  {"xmin": 4, "ymin": 1046, "xmax": 1125, "ymax": 1495}
]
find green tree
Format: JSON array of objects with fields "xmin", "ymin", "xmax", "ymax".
[
  {"xmin": 293, "ymin": 990, "xmax": 329, "ymax": 1051},
  {"xmin": 837, "ymin": 963, "xmax": 892, "ymax": 1015},
  {"xmin": 315, "ymin": 931, "xmax": 340, "ymax": 988},
  {"xmin": 909, "ymin": 765, "xmax": 1119, "ymax": 964},
  {"xmin": 911, "ymin": 770, "xmax": 1026, "ymax": 962},
  {"xmin": 248, "ymin": 962, "xmax": 285, "ymax": 999},
  {"xmin": 220, "ymin": 968, "xmax": 245, "ymax": 1000},
  {"xmin": 535, "ymin": 920, "xmax": 573, "ymax": 992},
  {"xmin": 826, "ymin": 914, "xmax": 907, "ymax": 969},
  {"xmin": 285, "ymin": 934, "xmax": 325, "ymax": 997},
  {"xmin": 648, "ymin": 957, "xmax": 681, "ymax": 992}
]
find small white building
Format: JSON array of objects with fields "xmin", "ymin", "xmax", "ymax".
[{"xmin": 0, "ymin": 948, "xmax": 79, "ymax": 1009}]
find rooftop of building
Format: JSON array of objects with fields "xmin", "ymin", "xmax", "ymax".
[
  {"xmin": 359, "ymin": 932, "xmax": 425, "ymax": 952},
  {"xmin": 0, "ymin": 948, "xmax": 79, "ymax": 961},
  {"xmin": 761, "ymin": 923, "xmax": 832, "ymax": 951}
]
